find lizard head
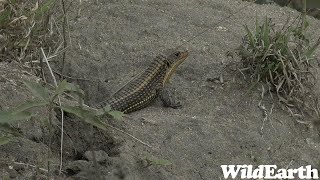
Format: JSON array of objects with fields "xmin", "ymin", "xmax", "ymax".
[{"xmin": 162, "ymin": 49, "xmax": 189, "ymax": 86}]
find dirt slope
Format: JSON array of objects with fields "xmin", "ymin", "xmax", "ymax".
[{"xmin": 1, "ymin": 0, "xmax": 320, "ymax": 179}]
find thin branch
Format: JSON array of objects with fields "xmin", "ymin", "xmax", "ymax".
[
  {"xmin": 105, "ymin": 123, "xmax": 152, "ymax": 148},
  {"xmin": 60, "ymin": 0, "xmax": 68, "ymax": 74},
  {"xmin": 40, "ymin": 48, "xmax": 65, "ymax": 175},
  {"xmin": 301, "ymin": 0, "xmax": 307, "ymax": 34}
]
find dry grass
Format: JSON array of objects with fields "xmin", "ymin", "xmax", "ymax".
[
  {"xmin": 0, "ymin": 0, "xmax": 62, "ymax": 76},
  {"xmin": 0, "ymin": 1, "xmax": 66, "ymax": 174},
  {"xmin": 238, "ymin": 16, "xmax": 320, "ymax": 119}
]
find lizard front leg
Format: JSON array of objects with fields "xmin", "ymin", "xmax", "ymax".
[{"xmin": 158, "ymin": 87, "xmax": 181, "ymax": 109}]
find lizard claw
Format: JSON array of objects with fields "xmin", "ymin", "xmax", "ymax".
[{"xmin": 163, "ymin": 100, "xmax": 181, "ymax": 109}]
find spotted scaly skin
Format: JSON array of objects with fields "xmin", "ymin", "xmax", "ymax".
[{"xmin": 105, "ymin": 49, "xmax": 188, "ymax": 113}]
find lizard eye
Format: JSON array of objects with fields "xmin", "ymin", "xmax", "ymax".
[{"xmin": 175, "ymin": 52, "xmax": 180, "ymax": 57}]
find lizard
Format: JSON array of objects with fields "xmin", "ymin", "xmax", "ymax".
[
  {"xmin": 100, "ymin": 49, "xmax": 189, "ymax": 114},
  {"xmin": 98, "ymin": 2, "xmax": 252, "ymax": 114}
]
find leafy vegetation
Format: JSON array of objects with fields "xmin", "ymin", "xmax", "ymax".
[
  {"xmin": 0, "ymin": 2, "xmax": 127, "ymax": 177},
  {"xmin": 0, "ymin": 80, "xmax": 123, "ymax": 145}
]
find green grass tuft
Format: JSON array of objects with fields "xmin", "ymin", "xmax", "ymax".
[{"xmin": 239, "ymin": 16, "xmax": 320, "ymax": 117}]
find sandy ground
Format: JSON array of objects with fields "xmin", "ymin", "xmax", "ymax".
[{"xmin": 1, "ymin": 0, "xmax": 320, "ymax": 179}]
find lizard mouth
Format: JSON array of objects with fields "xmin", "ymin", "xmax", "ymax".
[{"xmin": 162, "ymin": 50, "xmax": 189, "ymax": 86}]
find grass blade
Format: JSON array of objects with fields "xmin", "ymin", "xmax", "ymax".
[
  {"xmin": 108, "ymin": 111, "xmax": 124, "ymax": 120},
  {"xmin": 0, "ymin": 136, "xmax": 11, "ymax": 145},
  {"xmin": 15, "ymin": 100, "xmax": 48, "ymax": 113},
  {"xmin": 0, "ymin": 111, "xmax": 32, "ymax": 124},
  {"xmin": 244, "ymin": 25, "xmax": 255, "ymax": 47},
  {"xmin": 54, "ymin": 79, "xmax": 68, "ymax": 97},
  {"xmin": 23, "ymin": 80, "xmax": 49, "ymax": 102},
  {"xmin": 61, "ymin": 106, "xmax": 108, "ymax": 131},
  {"xmin": 0, "ymin": 123, "xmax": 21, "ymax": 136}
]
